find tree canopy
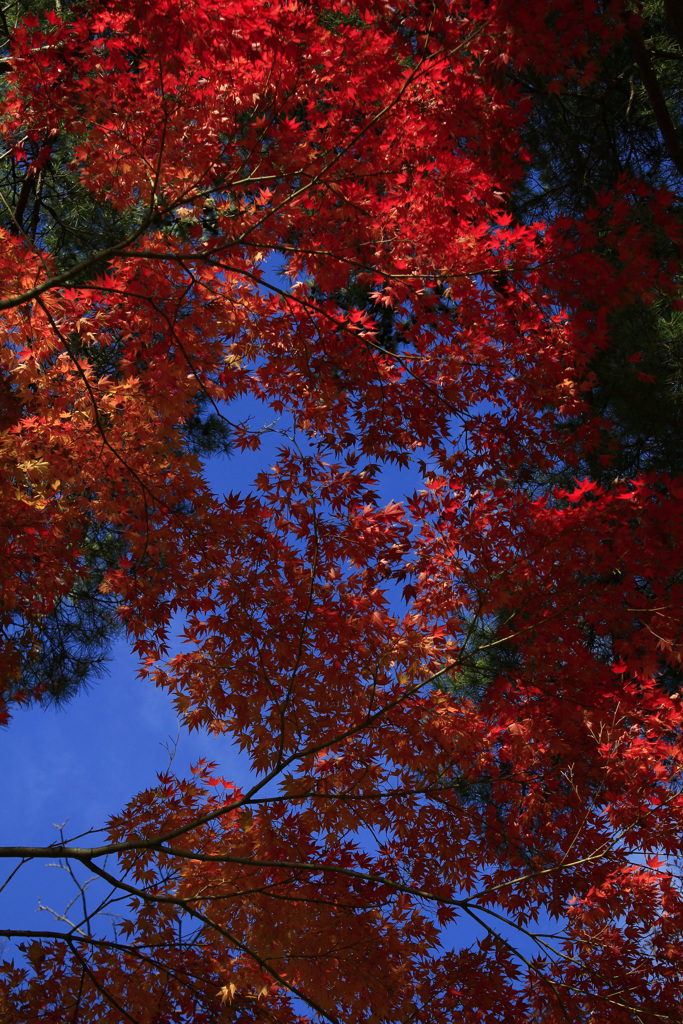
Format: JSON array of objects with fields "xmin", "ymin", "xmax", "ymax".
[{"xmin": 1, "ymin": 1, "xmax": 683, "ymax": 1022}]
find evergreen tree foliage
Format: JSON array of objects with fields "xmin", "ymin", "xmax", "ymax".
[{"xmin": 512, "ymin": 0, "xmax": 683, "ymax": 482}]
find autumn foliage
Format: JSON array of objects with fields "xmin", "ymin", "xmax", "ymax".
[{"xmin": 1, "ymin": 0, "xmax": 683, "ymax": 1021}]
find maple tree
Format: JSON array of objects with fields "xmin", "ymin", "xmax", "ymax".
[
  {"xmin": 0, "ymin": 0, "xmax": 234, "ymax": 701},
  {"xmin": 471, "ymin": 0, "xmax": 683, "ymax": 702},
  {"xmin": 1, "ymin": 0, "xmax": 683, "ymax": 1021}
]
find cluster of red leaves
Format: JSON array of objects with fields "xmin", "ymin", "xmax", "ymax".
[{"xmin": 1, "ymin": 0, "xmax": 683, "ymax": 1021}]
